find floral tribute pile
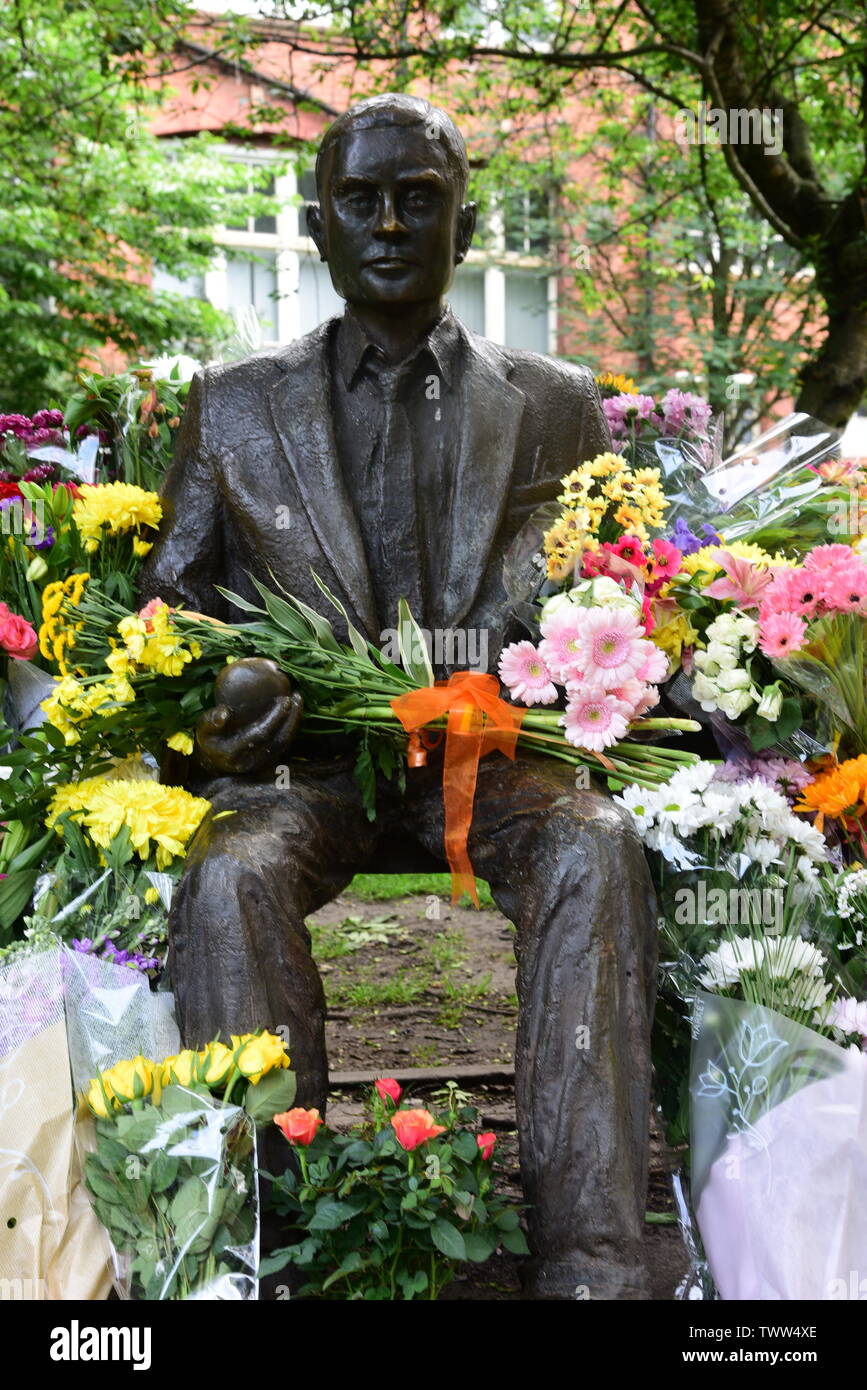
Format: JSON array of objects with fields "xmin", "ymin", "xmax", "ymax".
[{"xmin": 4, "ymin": 359, "xmax": 867, "ymax": 1299}]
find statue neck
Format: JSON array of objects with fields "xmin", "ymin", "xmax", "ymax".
[{"xmin": 342, "ymin": 299, "xmax": 445, "ymax": 366}]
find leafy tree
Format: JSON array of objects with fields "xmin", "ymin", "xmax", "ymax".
[
  {"xmin": 265, "ymin": 0, "xmax": 867, "ymax": 428},
  {"xmin": 0, "ymin": 0, "xmax": 273, "ymax": 411}
]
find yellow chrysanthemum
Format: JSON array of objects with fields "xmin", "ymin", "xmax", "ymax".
[
  {"xmin": 38, "ymin": 572, "xmax": 90, "ymax": 673},
  {"xmin": 586, "ymin": 451, "xmax": 628, "ymax": 479},
  {"xmin": 72, "ymin": 482, "xmax": 162, "ymax": 546},
  {"xmin": 651, "ymin": 611, "xmax": 700, "ymax": 663},
  {"xmin": 46, "ymin": 776, "xmax": 211, "ymax": 870}
]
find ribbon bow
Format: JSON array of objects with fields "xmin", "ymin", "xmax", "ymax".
[{"xmin": 390, "ymin": 671, "xmax": 526, "ymax": 907}]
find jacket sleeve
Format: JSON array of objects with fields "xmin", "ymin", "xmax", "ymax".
[
  {"xmin": 573, "ymin": 364, "xmax": 613, "ymax": 465},
  {"xmin": 137, "ymin": 370, "xmax": 227, "ymax": 619}
]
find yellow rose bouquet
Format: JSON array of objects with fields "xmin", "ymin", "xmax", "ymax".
[{"xmin": 81, "ymin": 1031, "xmax": 295, "ymax": 1300}]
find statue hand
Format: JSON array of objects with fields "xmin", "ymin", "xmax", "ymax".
[{"xmin": 194, "ymin": 658, "xmax": 303, "ymax": 776}]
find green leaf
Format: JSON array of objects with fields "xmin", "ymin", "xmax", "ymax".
[
  {"xmin": 309, "ymin": 1199, "xmax": 362, "ymax": 1232},
  {"xmin": 500, "ymin": 1227, "xmax": 530, "ymax": 1256},
  {"xmin": 431, "ymin": 1219, "xmax": 466, "ymax": 1261},
  {"xmin": 243, "ymin": 1067, "xmax": 297, "ymax": 1126},
  {"xmin": 149, "ymin": 1150, "xmax": 179, "ymax": 1193},
  {"xmin": 397, "ymin": 598, "xmax": 434, "ymax": 686},
  {"xmin": 451, "ymin": 1130, "xmax": 479, "ymax": 1163},
  {"xmin": 0, "ymin": 870, "xmax": 38, "ymax": 934},
  {"xmin": 462, "ymin": 1231, "xmax": 496, "ymax": 1262},
  {"xmin": 309, "ymin": 571, "xmax": 371, "ymax": 659},
  {"xmin": 494, "ymin": 1208, "xmax": 520, "ymax": 1232}
]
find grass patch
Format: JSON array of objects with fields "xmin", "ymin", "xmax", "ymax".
[{"xmin": 349, "ymin": 872, "xmax": 495, "ymax": 909}]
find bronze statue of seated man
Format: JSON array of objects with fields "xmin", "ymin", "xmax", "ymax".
[{"xmin": 139, "ymin": 93, "xmax": 657, "ymax": 1301}]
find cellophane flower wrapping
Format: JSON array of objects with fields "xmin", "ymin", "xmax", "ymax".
[
  {"xmin": 0, "ymin": 945, "xmax": 113, "ymax": 1299},
  {"xmin": 66, "ymin": 949, "xmax": 259, "ymax": 1300},
  {"xmin": 83, "ymin": 1083, "xmax": 258, "ymax": 1301},
  {"xmin": 690, "ymin": 989, "xmax": 867, "ymax": 1300}
]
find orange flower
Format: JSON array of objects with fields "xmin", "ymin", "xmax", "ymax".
[
  {"xmin": 797, "ymin": 755, "xmax": 867, "ymax": 830},
  {"xmin": 274, "ymin": 1107, "xmax": 323, "ymax": 1147},
  {"xmin": 390, "ymin": 1108, "xmax": 446, "ymax": 1151}
]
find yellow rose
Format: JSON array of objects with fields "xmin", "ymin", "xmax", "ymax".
[
  {"xmin": 144, "ymin": 886, "xmax": 160, "ymax": 906},
  {"xmin": 100, "ymin": 1054, "xmax": 158, "ymax": 1105},
  {"xmin": 230, "ymin": 1031, "xmax": 290, "ymax": 1085},
  {"xmin": 198, "ymin": 1042, "xmax": 234, "ymax": 1087},
  {"xmin": 85, "ymin": 1075, "xmax": 120, "ymax": 1118},
  {"xmin": 161, "ymin": 1049, "xmax": 200, "ymax": 1087},
  {"xmin": 167, "ymin": 731, "xmax": 194, "ymax": 756}
]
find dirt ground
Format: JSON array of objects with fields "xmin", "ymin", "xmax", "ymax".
[{"xmin": 308, "ymin": 886, "xmax": 689, "ymax": 1300}]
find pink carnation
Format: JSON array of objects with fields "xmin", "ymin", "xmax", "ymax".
[{"xmin": 498, "ymin": 641, "xmax": 559, "ymax": 706}]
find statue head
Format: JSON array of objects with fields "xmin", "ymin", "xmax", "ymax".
[{"xmin": 307, "ymin": 94, "xmax": 477, "ymax": 314}]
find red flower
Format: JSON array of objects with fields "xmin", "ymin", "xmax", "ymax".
[
  {"xmin": 375, "ymin": 1077, "xmax": 402, "ymax": 1106},
  {"xmin": 273, "ymin": 1107, "xmax": 323, "ymax": 1147},
  {"xmin": 476, "ymin": 1132, "xmax": 497, "ymax": 1161},
  {"xmin": 390, "ymin": 1108, "xmax": 446, "ymax": 1151},
  {"xmin": 0, "ymin": 481, "xmax": 22, "ymax": 501}
]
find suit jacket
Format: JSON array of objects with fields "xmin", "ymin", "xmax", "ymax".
[{"xmin": 138, "ymin": 314, "xmax": 612, "ymax": 675}]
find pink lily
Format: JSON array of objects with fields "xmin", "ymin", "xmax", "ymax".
[{"xmin": 704, "ymin": 550, "xmax": 775, "ymax": 609}]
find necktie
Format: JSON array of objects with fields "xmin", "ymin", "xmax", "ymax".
[{"xmin": 371, "ymin": 364, "xmax": 424, "ymax": 627}]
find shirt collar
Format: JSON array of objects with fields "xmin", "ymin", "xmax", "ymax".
[{"xmin": 336, "ymin": 305, "xmax": 460, "ymax": 391}]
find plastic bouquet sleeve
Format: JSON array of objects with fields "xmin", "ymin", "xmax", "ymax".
[
  {"xmin": 0, "ymin": 946, "xmax": 112, "ymax": 1300},
  {"xmin": 690, "ymin": 989, "xmax": 866, "ymax": 1300},
  {"xmin": 82, "ymin": 1083, "xmax": 259, "ymax": 1301}
]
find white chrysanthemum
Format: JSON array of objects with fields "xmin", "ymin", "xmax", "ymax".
[
  {"xmin": 763, "ymin": 936, "xmax": 827, "ymax": 980},
  {"xmin": 667, "ymin": 761, "xmax": 718, "ymax": 796},
  {"xmin": 828, "ymin": 995, "xmax": 867, "ymax": 1041},
  {"xmin": 742, "ymin": 836, "xmax": 781, "ymax": 869},
  {"xmin": 838, "ymin": 868, "xmax": 867, "ymax": 919},
  {"xmin": 615, "ymin": 784, "xmax": 658, "ymax": 836},
  {"xmin": 698, "ymin": 936, "xmax": 766, "ymax": 989}
]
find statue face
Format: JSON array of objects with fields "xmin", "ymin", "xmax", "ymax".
[{"xmin": 309, "ymin": 123, "xmax": 475, "ymax": 310}]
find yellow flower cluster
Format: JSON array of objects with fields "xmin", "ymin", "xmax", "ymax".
[
  {"xmin": 115, "ymin": 602, "xmax": 202, "ymax": 679},
  {"xmin": 40, "ymin": 672, "xmax": 135, "ymax": 744},
  {"xmin": 38, "ymin": 571, "xmax": 90, "ymax": 675},
  {"xmin": 679, "ymin": 539, "xmax": 793, "ymax": 584},
  {"xmin": 84, "ymin": 1033, "xmax": 291, "ymax": 1118},
  {"xmin": 543, "ymin": 452, "xmax": 669, "ymax": 578},
  {"xmin": 46, "ymin": 775, "xmax": 211, "ymax": 869},
  {"xmin": 73, "ymin": 482, "xmax": 162, "ymax": 554}
]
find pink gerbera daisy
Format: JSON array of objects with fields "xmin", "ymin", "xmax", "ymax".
[
  {"xmin": 573, "ymin": 605, "xmax": 647, "ymax": 689},
  {"xmin": 633, "ymin": 643, "xmax": 669, "ymax": 686},
  {"xmin": 498, "ymin": 641, "xmax": 559, "ymax": 706},
  {"xmin": 758, "ymin": 610, "xmax": 808, "ymax": 658},
  {"xmin": 539, "ymin": 604, "xmax": 586, "ymax": 681},
  {"xmin": 561, "ymin": 692, "xmax": 632, "ymax": 752},
  {"xmin": 760, "ymin": 566, "xmax": 820, "ymax": 618},
  {"xmin": 818, "ymin": 560, "xmax": 867, "ymax": 613}
]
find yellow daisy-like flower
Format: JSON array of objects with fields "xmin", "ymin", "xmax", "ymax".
[
  {"xmin": 72, "ymin": 482, "xmax": 162, "ymax": 546},
  {"xmin": 46, "ymin": 776, "xmax": 211, "ymax": 870},
  {"xmin": 586, "ymin": 451, "xmax": 628, "ymax": 479},
  {"xmin": 596, "ymin": 372, "xmax": 637, "ymax": 396},
  {"xmin": 133, "ymin": 539, "xmax": 153, "ymax": 557},
  {"xmin": 38, "ymin": 572, "xmax": 90, "ymax": 673},
  {"xmin": 167, "ymin": 730, "xmax": 194, "ymax": 756}
]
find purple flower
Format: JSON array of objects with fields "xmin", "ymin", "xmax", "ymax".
[
  {"xmin": 30, "ymin": 523, "xmax": 55, "ymax": 551},
  {"xmin": 713, "ymin": 755, "xmax": 812, "ymax": 800},
  {"xmin": 668, "ymin": 518, "xmax": 721, "ymax": 556},
  {"xmin": 72, "ymin": 937, "xmax": 97, "ymax": 954}
]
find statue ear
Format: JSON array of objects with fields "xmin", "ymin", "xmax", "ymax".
[
  {"xmin": 307, "ymin": 203, "xmax": 327, "ymax": 261},
  {"xmin": 455, "ymin": 202, "xmax": 477, "ymax": 265}
]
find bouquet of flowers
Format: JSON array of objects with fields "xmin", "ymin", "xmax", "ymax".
[
  {"xmin": 81, "ymin": 1032, "xmax": 296, "ymax": 1300},
  {"xmin": 264, "ymin": 1078, "xmax": 525, "ymax": 1300}
]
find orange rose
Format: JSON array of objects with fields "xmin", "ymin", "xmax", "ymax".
[
  {"xmin": 476, "ymin": 1132, "xmax": 497, "ymax": 1161},
  {"xmin": 274, "ymin": 1107, "xmax": 323, "ymax": 1147},
  {"xmin": 390, "ymin": 1108, "xmax": 446, "ymax": 1152}
]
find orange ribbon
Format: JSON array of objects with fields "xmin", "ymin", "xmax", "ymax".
[{"xmin": 390, "ymin": 672, "xmax": 526, "ymax": 907}]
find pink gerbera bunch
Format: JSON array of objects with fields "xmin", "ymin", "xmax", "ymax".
[
  {"xmin": 498, "ymin": 641, "xmax": 559, "ymax": 706},
  {"xmin": 538, "ymin": 604, "xmax": 586, "ymax": 681}
]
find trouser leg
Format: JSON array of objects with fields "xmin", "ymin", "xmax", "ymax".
[
  {"xmin": 168, "ymin": 767, "xmax": 377, "ymax": 1108},
  {"xmin": 405, "ymin": 753, "xmax": 658, "ymax": 1299}
]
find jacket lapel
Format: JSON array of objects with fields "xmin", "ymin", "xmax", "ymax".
[
  {"xmin": 442, "ymin": 328, "xmax": 525, "ymax": 629},
  {"xmin": 267, "ymin": 322, "xmax": 379, "ymax": 640}
]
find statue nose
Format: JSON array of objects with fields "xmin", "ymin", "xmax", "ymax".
[{"xmin": 374, "ymin": 193, "xmax": 405, "ymax": 235}]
